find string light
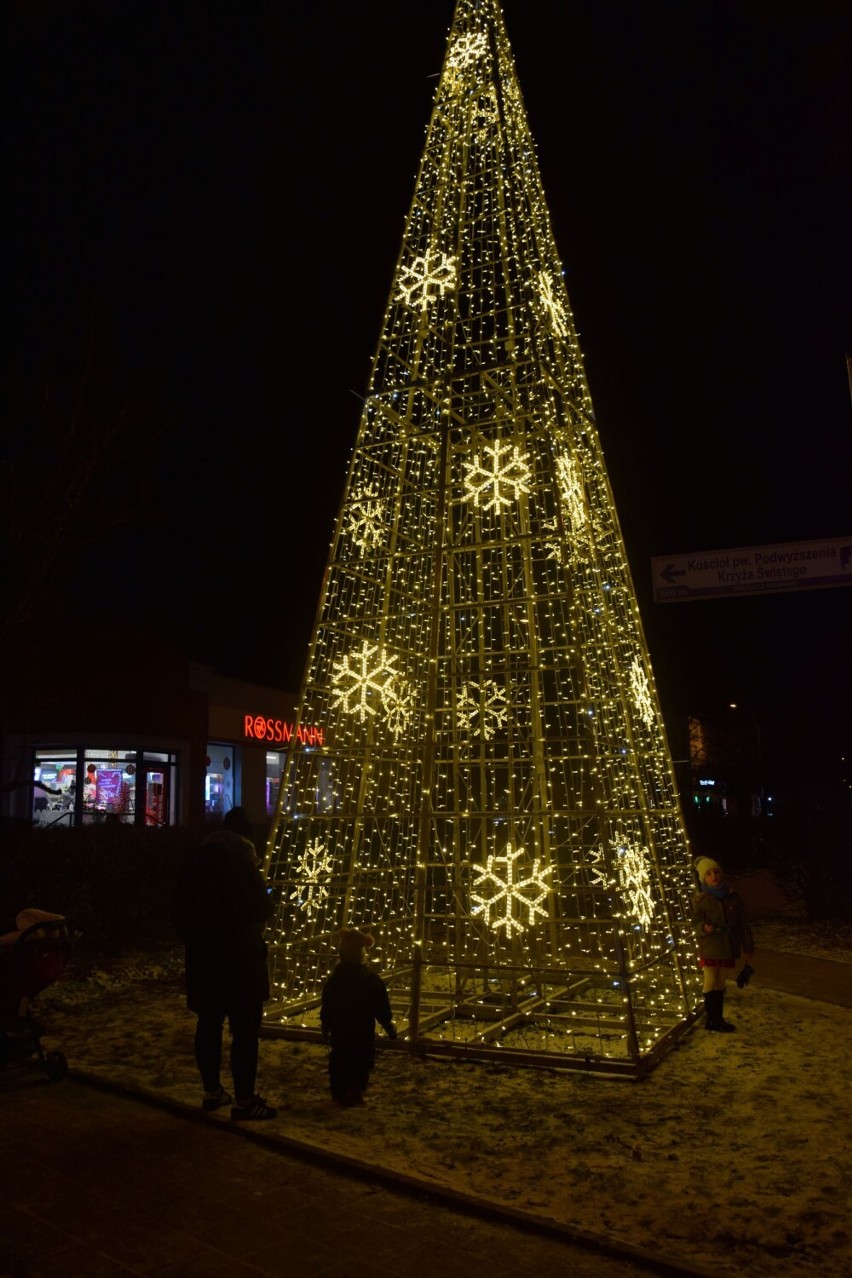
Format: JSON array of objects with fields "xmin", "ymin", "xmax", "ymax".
[{"xmin": 263, "ymin": 0, "xmax": 700, "ymax": 1077}]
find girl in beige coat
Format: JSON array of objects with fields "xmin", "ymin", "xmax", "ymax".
[{"xmin": 692, "ymin": 856, "xmax": 755, "ymax": 1032}]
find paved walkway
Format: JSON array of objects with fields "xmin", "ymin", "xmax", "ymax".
[
  {"xmin": 2, "ymin": 946, "xmax": 848, "ymax": 1278},
  {"xmin": 1, "ymin": 1071, "xmax": 710, "ymax": 1278},
  {"xmin": 754, "ymin": 946, "xmax": 852, "ymax": 1006}
]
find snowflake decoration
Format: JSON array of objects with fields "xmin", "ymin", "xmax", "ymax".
[
  {"xmin": 344, "ymin": 485, "xmax": 386, "ymax": 551},
  {"xmin": 289, "ymin": 840, "xmax": 333, "ymax": 917},
  {"xmin": 588, "ymin": 845, "xmax": 610, "ymax": 889},
  {"xmin": 629, "ymin": 657, "xmax": 655, "ymax": 731},
  {"xmin": 555, "ymin": 452, "xmax": 588, "ymax": 531},
  {"xmin": 330, "ymin": 641, "xmax": 398, "ymax": 722},
  {"xmin": 384, "ymin": 675, "xmax": 414, "ymax": 741},
  {"xmin": 536, "ymin": 270, "xmax": 569, "ymax": 338},
  {"xmin": 457, "ymin": 679, "xmax": 508, "ymax": 740},
  {"xmin": 471, "ymin": 842, "xmax": 551, "ymax": 938},
  {"xmin": 541, "ymin": 516, "xmax": 565, "ymax": 565},
  {"xmin": 396, "ymin": 250, "xmax": 458, "ymax": 311},
  {"xmin": 473, "ymin": 90, "xmax": 499, "ymax": 143},
  {"xmin": 330, "ymin": 641, "xmax": 412, "ymax": 739},
  {"xmin": 463, "ymin": 439, "xmax": 532, "ymax": 512},
  {"xmin": 448, "ymin": 31, "xmax": 487, "ymax": 74},
  {"xmin": 612, "ymin": 837, "xmax": 655, "ymax": 929}
]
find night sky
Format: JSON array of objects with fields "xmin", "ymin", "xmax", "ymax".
[{"xmin": 6, "ymin": 1, "xmax": 851, "ymax": 775}]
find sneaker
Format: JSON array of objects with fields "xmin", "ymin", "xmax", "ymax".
[
  {"xmin": 201, "ymin": 1086, "xmax": 232, "ymax": 1112},
  {"xmin": 337, "ymin": 1090, "xmax": 366, "ymax": 1108},
  {"xmin": 231, "ymin": 1095, "xmax": 278, "ymax": 1121}
]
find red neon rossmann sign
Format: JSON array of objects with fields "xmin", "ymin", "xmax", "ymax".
[{"xmin": 243, "ymin": 715, "xmax": 324, "ymax": 746}]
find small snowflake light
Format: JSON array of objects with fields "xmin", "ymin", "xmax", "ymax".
[
  {"xmin": 629, "ymin": 657, "xmax": 655, "ymax": 731},
  {"xmin": 537, "ymin": 270, "xmax": 569, "ymax": 338},
  {"xmin": 458, "ymin": 679, "xmax": 508, "ymax": 739},
  {"xmin": 588, "ymin": 844, "xmax": 610, "ymax": 889},
  {"xmin": 384, "ymin": 676, "xmax": 414, "ymax": 741},
  {"xmin": 613, "ymin": 838, "xmax": 655, "ymax": 929},
  {"xmin": 471, "ymin": 842, "xmax": 551, "ymax": 937},
  {"xmin": 473, "ymin": 89, "xmax": 500, "ymax": 143},
  {"xmin": 344, "ymin": 485, "xmax": 386, "ymax": 552},
  {"xmin": 555, "ymin": 452, "xmax": 588, "ymax": 532},
  {"xmin": 289, "ymin": 840, "xmax": 334, "ymax": 917},
  {"xmin": 541, "ymin": 515, "xmax": 565, "ymax": 565}
]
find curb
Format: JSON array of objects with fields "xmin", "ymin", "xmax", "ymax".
[{"xmin": 69, "ymin": 1068, "xmax": 717, "ymax": 1278}]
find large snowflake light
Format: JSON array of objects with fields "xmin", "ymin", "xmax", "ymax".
[
  {"xmin": 448, "ymin": 31, "xmax": 487, "ymax": 73},
  {"xmin": 330, "ymin": 641, "xmax": 398, "ymax": 722},
  {"xmin": 396, "ymin": 249, "xmax": 458, "ymax": 311},
  {"xmin": 457, "ymin": 679, "xmax": 508, "ymax": 739},
  {"xmin": 629, "ymin": 657, "xmax": 655, "ymax": 731},
  {"xmin": 463, "ymin": 439, "xmax": 532, "ymax": 512},
  {"xmin": 471, "ymin": 842, "xmax": 551, "ymax": 937},
  {"xmin": 289, "ymin": 840, "xmax": 333, "ymax": 917},
  {"xmin": 330, "ymin": 641, "xmax": 413, "ymax": 740}
]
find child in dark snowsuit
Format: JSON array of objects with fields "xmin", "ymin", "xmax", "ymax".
[{"xmin": 320, "ymin": 926, "xmax": 397, "ymax": 1106}]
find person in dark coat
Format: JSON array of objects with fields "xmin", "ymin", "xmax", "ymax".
[
  {"xmin": 692, "ymin": 855, "xmax": 755, "ymax": 1033},
  {"xmin": 320, "ymin": 926, "xmax": 397, "ymax": 1107},
  {"xmin": 172, "ymin": 806, "xmax": 277, "ymax": 1119}
]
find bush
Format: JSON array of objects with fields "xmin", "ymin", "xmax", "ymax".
[{"xmin": 0, "ymin": 821, "xmax": 204, "ymax": 966}]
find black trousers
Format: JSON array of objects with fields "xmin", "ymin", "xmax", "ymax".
[
  {"xmin": 328, "ymin": 1043, "xmax": 375, "ymax": 1101},
  {"xmin": 194, "ymin": 998, "xmax": 263, "ymax": 1099}
]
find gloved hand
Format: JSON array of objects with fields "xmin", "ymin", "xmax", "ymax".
[
  {"xmin": 385, "ymin": 1023, "xmax": 398, "ymax": 1039},
  {"xmin": 736, "ymin": 963, "xmax": 755, "ymax": 989}
]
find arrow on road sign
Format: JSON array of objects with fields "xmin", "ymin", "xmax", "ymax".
[{"xmin": 660, "ymin": 563, "xmax": 687, "ymax": 584}]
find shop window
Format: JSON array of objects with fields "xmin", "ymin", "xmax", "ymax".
[
  {"xmin": 265, "ymin": 751, "xmax": 282, "ymax": 817},
  {"xmin": 206, "ymin": 743, "xmax": 235, "ymax": 817},
  {"xmin": 31, "ymin": 748, "xmax": 177, "ymax": 827},
  {"xmin": 32, "ymin": 753, "xmax": 77, "ymax": 827},
  {"xmin": 82, "ymin": 749, "xmax": 136, "ymax": 825}
]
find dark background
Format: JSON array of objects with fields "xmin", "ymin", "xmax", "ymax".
[{"xmin": 5, "ymin": 1, "xmax": 851, "ymax": 783}]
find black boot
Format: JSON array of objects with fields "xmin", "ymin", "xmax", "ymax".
[
  {"xmin": 716, "ymin": 989, "xmax": 736, "ymax": 1032},
  {"xmin": 705, "ymin": 989, "xmax": 735, "ymax": 1033}
]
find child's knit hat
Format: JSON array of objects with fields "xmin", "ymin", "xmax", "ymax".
[
  {"xmin": 694, "ymin": 856, "xmax": 721, "ymax": 885},
  {"xmin": 337, "ymin": 926, "xmax": 374, "ymax": 964}
]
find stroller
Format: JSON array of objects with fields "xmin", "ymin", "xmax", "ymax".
[{"xmin": 0, "ymin": 909, "xmax": 72, "ymax": 1081}]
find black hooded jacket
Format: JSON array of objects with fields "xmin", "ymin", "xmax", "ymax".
[
  {"xmin": 172, "ymin": 829, "xmax": 273, "ymax": 1011},
  {"xmin": 321, "ymin": 962, "xmax": 394, "ymax": 1048}
]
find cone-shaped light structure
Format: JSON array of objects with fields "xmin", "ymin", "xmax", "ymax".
[{"xmin": 264, "ymin": 0, "xmax": 701, "ymax": 1076}]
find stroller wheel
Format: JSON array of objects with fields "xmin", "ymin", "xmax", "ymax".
[{"xmin": 44, "ymin": 1050, "xmax": 68, "ymax": 1081}]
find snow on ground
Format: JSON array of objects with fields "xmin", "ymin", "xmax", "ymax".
[{"xmin": 29, "ymin": 912, "xmax": 852, "ymax": 1278}]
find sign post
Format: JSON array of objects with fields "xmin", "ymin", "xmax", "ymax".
[{"xmin": 651, "ymin": 536, "xmax": 852, "ymax": 603}]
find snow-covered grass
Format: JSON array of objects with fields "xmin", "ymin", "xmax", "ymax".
[{"xmin": 29, "ymin": 912, "xmax": 852, "ymax": 1278}]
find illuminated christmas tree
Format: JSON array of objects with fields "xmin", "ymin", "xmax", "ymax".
[{"xmin": 264, "ymin": 0, "xmax": 701, "ymax": 1076}]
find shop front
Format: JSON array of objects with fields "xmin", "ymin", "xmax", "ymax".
[
  {"xmin": 203, "ymin": 673, "xmax": 322, "ymax": 824},
  {"xmin": 1, "ymin": 623, "xmax": 309, "ymax": 831}
]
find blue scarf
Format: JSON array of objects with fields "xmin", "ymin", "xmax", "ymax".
[{"xmin": 703, "ymin": 881, "xmax": 729, "ymax": 899}]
